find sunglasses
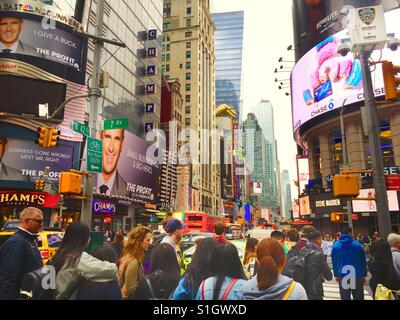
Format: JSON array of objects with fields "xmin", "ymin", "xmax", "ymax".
[{"xmin": 27, "ymin": 218, "xmax": 44, "ymax": 224}]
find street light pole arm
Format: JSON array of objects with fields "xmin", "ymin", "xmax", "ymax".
[{"xmin": 49, "ymin": 94, "xmax": 90, "ymax": 120}]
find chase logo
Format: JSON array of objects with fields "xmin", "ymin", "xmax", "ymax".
[
  {"xmin": 23, "ymin": 4, "xmax": 34, "ymax": 12},
  {"xmin": 328, "ymin": 100, "xmax": 335, "ymax": 110},
  {"xmin": 358, "ymin": 8, "xmax": 376, "ymax": 26}
]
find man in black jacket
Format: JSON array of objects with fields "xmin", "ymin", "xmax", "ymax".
[
  {"xmin": 0, "ymin": 207, "xmax": 44, "ymax": 299},
  {"xmin": 303, "ymin": 230, "xmax": 333, "ymax": 300}
]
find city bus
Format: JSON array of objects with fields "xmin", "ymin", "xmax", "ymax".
[{"xmin": 183, "ymin": 211, "xmax": 226, "ymax": 234}]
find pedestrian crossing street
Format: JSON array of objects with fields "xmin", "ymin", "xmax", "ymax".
[{"xmin": 323, "ymin": 282, "xmax": 373, "ymax": 301}]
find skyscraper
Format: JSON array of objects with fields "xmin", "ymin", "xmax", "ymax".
[
  {"xmin": 212, "ymin": 11, "xmax": 244, "ymax": 118},
  {"xmin": 281, "ymin": 170, "xmax": 292, "ymax": 219},
  {"xmin": 212, "ymin": 11, "xmax": 244, "ymax": 209},
  {"xmin": 162, "ymin": 0, "xmax": 220, "ymax": 215},
  {"xmin": 242, "ymin": 114, "xmax": 273, "ymax": 211},
  {"xmin": 253, "ymin": 100, "xmax": 279, "ymax": 211}
]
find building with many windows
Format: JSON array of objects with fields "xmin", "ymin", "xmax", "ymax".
[{"xmin": 162, "ymin": 0, "xmax": 221, "ymax": 215}]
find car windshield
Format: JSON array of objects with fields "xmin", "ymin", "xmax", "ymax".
[
  {"xmin": 48, "ymin": 234, "xmax": 64, "ymax": 248},
  {"xmin": 2, "ymin": 221, "xmax": 19, "ymax": 231}
]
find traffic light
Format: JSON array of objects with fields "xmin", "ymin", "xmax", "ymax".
[
  {"xmin": 382, "ymin": 61, "xmax": 400, "ymax": 100},
  {"xmin": 331, "ymin": 212, "xmax": 344, "ymax": 223},
  {"xmin": 333, "ymin": 175, "xmax": 359, "ymax": 198},
  {"xmin": 35, "ymin": 127, "xmax": 48, "ymax": 148},
  {"xmin": 34, "ymin": 179, "xmax": 45, "ymax": 191},
  {"xmin": 59, "ymin": 172, "xmax": 82, "ymax": 195},
  {"xmin": 46, "ymin": 128, "xmax": 60, "ymax": 148}
]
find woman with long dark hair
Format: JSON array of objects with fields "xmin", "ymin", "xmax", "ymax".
[
  {"xmin": 196, "ymin": 243, "xmax": 247, "ymax": 300},
  {"xmin": 118, "ymin": 226, "xmax": 153, "ymax": 299},
  {"xmin": 242, "ymin": 238, "xmax": 308, "ymax": 300},
  {"xmin": 368, "ymin": 239, "xmax": 400, "ymax": 299},
  {"xmin": 51, "ymin": 222, "xmax": 118, "ymax": 300},
  {"xmin": 133, "ymin": 244, "xmax": 181, "ymax": 299},
  {"xmin": 172, "ymin": 238, "xmax": 219, "ymax": 300},
  {"xmin": 243, "ymin": 238, "xmax": 259, "ymax": 279}
]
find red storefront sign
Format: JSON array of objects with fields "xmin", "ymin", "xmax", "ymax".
[
  {"xmin": 385, "ymin": 175, "xmax": 400, "ymax": 191},
  {"xmin": 0, "ymin": 191, "xmax": 61, "ymax": 208}
]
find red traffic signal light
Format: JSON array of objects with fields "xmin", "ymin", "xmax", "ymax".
[{"xmin": 382, "ymin": 61, "xmax": 400, "ymax": 100}]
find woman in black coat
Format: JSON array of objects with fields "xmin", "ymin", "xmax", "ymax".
[{"xmin": 368, "ymin": 239, "xmax": 400, "ymax": 299}]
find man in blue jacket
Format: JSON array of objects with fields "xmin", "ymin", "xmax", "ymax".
[
  {"xmin": 0, "ymin": 207, "xmax": 44, "ymax": 299},
  {"xmin": 331, "ymin": 226, "xmax": 367, "ymax": 300}
]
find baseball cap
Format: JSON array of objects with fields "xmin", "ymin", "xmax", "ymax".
[{"xmin": 164, "ymin": 219, "xmax": 183, "ymax": 233}]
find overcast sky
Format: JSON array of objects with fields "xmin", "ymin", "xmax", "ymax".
[{"xmin": 212, "ymin": 0, "xmax": 299, "ymax": 199}]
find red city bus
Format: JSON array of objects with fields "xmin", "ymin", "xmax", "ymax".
[{"xmin": 183, "ymin": 212, "xmax": 226, "ymax": 233}]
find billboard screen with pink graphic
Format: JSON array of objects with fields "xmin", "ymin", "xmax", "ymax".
[{"xmin": 291, "ymin": 8, "xmax": 400, "ymax": 133}]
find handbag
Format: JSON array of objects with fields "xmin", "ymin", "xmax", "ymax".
[{"xmin": 375, "ymin": 284, "xmax": 400, "ymax": 300}]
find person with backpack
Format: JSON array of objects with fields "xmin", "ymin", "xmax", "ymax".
[
  {"xmin": 368, "ymin": 239, "xmax": 400, "ymax": 299},
  {"xmin": 0, "ymin": 207, "xmax": 44, "ymax": 300},
  {"xmin": 51, "ymin": 222, "xmax": 118, "ymax": 300},
  {"xmin": 172, "ymin": 238, "xmax": 219, "ymax": 300},
  {"xmin": 77, "ymin": 244, "xmax": 122, "ymax": 300},
  {"xmin": 242, "ymin": 238, "xmax": 308, "ymax": 300},
  {"xmin": 133, "ymin": 243, "xmax": 181, "ymax": 300},
  {"xmin": 302, "ymin": 231, "xmax": 333, "ymax": 300},
  {"xmin": 331, "ymin": 226, "xmax": 367, "ymax": 300},
  {"xmin": 196, "ymin": 243, "xmax": 246, "ymax": 300},
  {"xmin": 282, "ymin": 225, "xmax": 316, "ymax": 278}
]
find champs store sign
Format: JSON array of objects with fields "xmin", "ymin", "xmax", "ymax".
[{"xmin": 0, "ymin": 191, "xmax": 60, "ymax": 208}]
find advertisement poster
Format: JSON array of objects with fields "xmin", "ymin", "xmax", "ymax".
[
  {"xmin": 90, "ymin": 129, "xmax": 161, "ymax": 203},
  {"xmin": 292, "ymin": 8, "xmax": 400, "ymax": 133},
  {"xmin": 253, "ymin": 182, "xmax": 263, "ymax": 194},
  {"xmin": 352, "ymin": 188, "xmax": 399, "ymax": 212},
  {"xmin": 0, "ymin": 137, "xmax": 74, "ymax": 182},
  {"xmin": 0, "ymin": 15, "xmax": 84, "ymax": 70},
  {"xmin": 299, "ymin": 195, "xmax": 311, "ymax": 216}
]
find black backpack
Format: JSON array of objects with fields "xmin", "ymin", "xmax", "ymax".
[
  {"xmin": 282, "ymin": 247, "xmax": 312, "ymax": 287},
  {"xmin": 19, "ymin": 268, "xmax": 56, "ymax": 300}
]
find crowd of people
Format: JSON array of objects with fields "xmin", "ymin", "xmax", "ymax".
[{"xmin": 1, "ymin": 207, "xmax": 400, "ymax": 300}]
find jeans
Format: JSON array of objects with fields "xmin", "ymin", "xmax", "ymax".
[{"xmin": 339, "ymin": 278, "xmax": 365, "ymax": 300}]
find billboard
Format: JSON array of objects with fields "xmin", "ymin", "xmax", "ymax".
[
  {"xmin": 299, "ymin": 195, "xmax": 311, "ymax": 216},
  {"xmin": 90, "ymin": 129, "xmax": 161, "ymax": 203},
  {"xmin": 0, "ymin": 16, "xmax": 85, "ymax": 70},
  {"xmin": 291, "ymin": 8, "xmax": 400, "ymax": 133},
  {"xmin": 352, "ymin": 188, "xmax": 399, "ymax": 212},
  {"xmin": 253, "ymin": 182, "xmax": 262, "ymax": 194},
  {"xmin": 297, "ymin": 157, "xmax": 310, "ymax": 194},
  {"xmin": 0, "ymin": 137, "xmax": 74, "ymax": 182}
]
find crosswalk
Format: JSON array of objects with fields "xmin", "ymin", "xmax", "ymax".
[{"xmin": 323, "ymin": 282, "xmax": 373, "ymax": 301}]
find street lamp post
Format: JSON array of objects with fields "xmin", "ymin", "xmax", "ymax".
[
  {"xmin": 339, "ymin": 100, "xmax": 354, "ymax": 231},
  {"xmin": 359, "ymin": 50, "xmax": 392, "ymax": 240}
]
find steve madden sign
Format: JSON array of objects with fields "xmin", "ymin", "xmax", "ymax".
[
  {"xmin": 315, "ymin": 199, "xmax": 341, "ymax": 208},
  {"xmin": 0, "ymin": 0, "xmax": 84, "ymax": 31}
]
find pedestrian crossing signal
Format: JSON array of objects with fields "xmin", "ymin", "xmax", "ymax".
[{"xmin": 382, "ymin": 61, "xmax": 400, "ymax": 100}]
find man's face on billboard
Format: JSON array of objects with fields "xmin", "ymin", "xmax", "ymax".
[
  {"xmin": 102, "ymin": 129, "xmax": 124, "ymax": 176},
  {"xmin": 0, "ymin": 17, "xmax": 23, "ymax": 47}
]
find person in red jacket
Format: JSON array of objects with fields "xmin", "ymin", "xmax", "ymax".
[{"xmin": 214, "ymin": 223, "xmax": 229, "ymax": 244}]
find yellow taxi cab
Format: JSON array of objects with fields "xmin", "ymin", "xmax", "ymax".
[{"xmin": 0, "ymin": 222, "xmax": 64, "ymax": 265}]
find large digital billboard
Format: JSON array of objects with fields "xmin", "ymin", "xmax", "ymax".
[
  {"xmin": 291, "ymin": 8, "xmax": 400, "ymax": 134},
  {"xmin": 86, "ymin": 129, "xmax": 161, "ymax": 203},
  {"xmin": 352, "ymin": 188, "xmax": 399, "ymax": 212}
]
